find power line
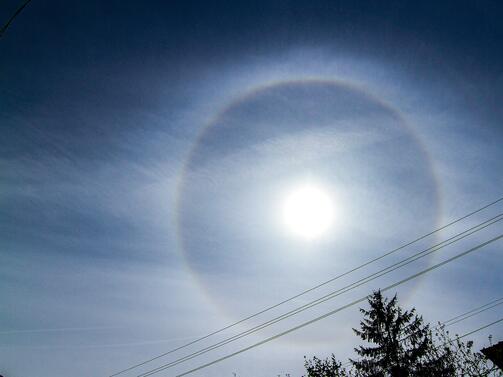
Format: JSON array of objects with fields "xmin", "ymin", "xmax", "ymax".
[
  {"xmin": 342, "ymin": 296, "xmax": 503, "ymax": 368},
  {"xmin": 344, "ymin": 319, "xmax": 503, "ymax": 370},
  {"xmin": 418, "ymin": 316, "xmax": 503, "ymax": 368},
  {"xmin": 443, "ymin": 299, "xmax": 503, "ymax": 328},
  {"xmin": 136, "ymin": 215, "xmax": 502, "ymax": 376},
  {"xmin": 140, "ymin": 227, "xmax": 502, "ymax": 376},
  {"xmin": 108, "ymin": 196, "xmax": 503, "ymax": 377},
  {"xmin": 458, "ymin": 317, "xmax": 503, "ymax": 341},
  {"xmin": 149, "ymin": 234, "xmax": 503, "ymax": 377},
  {"xmin": 172, "ymin": 235, "xmax": 502, "ymax": 377},
  {"xmin": 444, "ymin": 297, "xmax": 503, "ymax": 327},
  {"xmin": 0, "ymin": 0, "xmax": 32, "ymax": 38},
  {"xmin": 404, "ymin": 317, "xmax": 503, "ymax": 369}
]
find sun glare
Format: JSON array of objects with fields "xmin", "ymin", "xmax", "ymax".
[{"xmin": 281, "ymin": 184, "xmax": 335, "ymax": 240}]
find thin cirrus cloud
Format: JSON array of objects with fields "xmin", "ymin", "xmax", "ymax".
[{"xmin": 1, "ymin": 2, "xmax": 503, "ymax": 377}]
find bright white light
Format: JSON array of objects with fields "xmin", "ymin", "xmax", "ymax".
[{"xmin": 281, "ymin": 184, "xmax": 335, "ymax": 240}]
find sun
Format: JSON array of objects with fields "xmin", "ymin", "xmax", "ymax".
[{"xmin": 281, "ymin": 183, "xmax": 335, "ymax": 240}]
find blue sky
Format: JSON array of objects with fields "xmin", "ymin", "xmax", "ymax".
[{"xmin": 1, "ymin": 1, "xmax": 503, "ymax": 376}]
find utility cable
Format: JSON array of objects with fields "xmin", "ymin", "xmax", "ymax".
[
  {"xmin": 136, "ymin": 215, "xmax": 502, "ymax": 376},
  {"xmin": 342, "ymin": 296, "xmax": 503, "ymax": 368},
  {"xmin": 0, "ymin": 0, "xmax": 32, "ymax": 38},
  {"xmin": 444, "ymin": 300, "xmax": 503, "ymax": 328},
  {"xmin": 172, "ymin": 235, "xmax": 502, "ymax": 377},
  {"xmin": 457, "ymin": 317, "xmax": 503, "ymax": 340},
  {"xmin": 108, "ymin": 196, "xmax": 503, "ymax": 377}
]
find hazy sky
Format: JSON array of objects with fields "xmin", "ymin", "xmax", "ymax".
[{"xmin": 1, "ymin": 1, "xmax": 503, "ymax": 377}]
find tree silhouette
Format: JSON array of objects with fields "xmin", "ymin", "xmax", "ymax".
[
  {"xmin": 304, "ymin": 354, "xmax": 350, "ymax": 377},
  {"xmin": 303, "ymin": 291, "xmax": 499, "ymax": 377},
  {"xmin": 350, "ymin": 291, "xmax": 453, "ymax": 376}
]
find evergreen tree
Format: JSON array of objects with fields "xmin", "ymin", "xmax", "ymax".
[
  {"xmin": 304, "ymin": 354, "xmax": 350, "ymax": 377},
  {"xmin": 350, "ymin": 290, "xmax": 453, "ymax": 376},
  {"xmin": 303, "ymin": 291, "xmax": 499, "ymax": 376}
]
